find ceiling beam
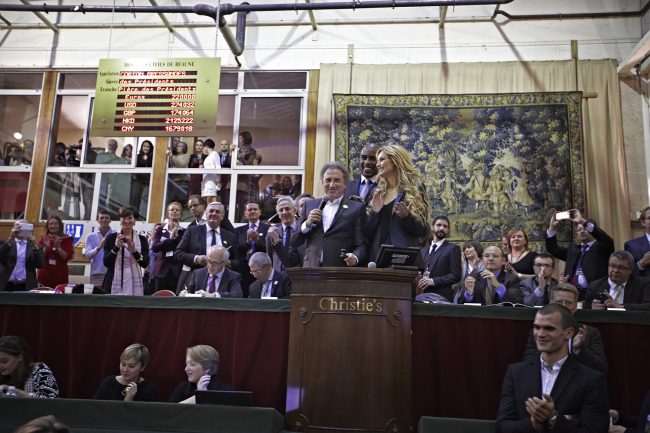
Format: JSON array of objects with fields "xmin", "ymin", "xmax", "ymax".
[
  {"xmin": 20, "ymin": 0, "xmax": 58, "ymax": 33},
  {"xmin": 148, "ymin": 0, "xmax": 175, "ymax": 33},
  {"xmin": 305, "ymin": 0, "xmax": 318, "ymax": 31}
]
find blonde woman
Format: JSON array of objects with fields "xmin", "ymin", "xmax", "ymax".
[
  {"xmin": 168, "ymin": 344, "xmax": 232, "ymax": 404},
  {"xmin": 366, "ymin": 144, "xmax": 430, "ymax": 263}
]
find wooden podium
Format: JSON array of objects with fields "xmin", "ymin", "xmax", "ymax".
[{"xmin": 285, "ymin": 267, "xmax": 416, "ymax": 433}]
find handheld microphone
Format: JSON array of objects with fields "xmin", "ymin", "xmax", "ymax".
[
  {"xmin": 309, "ymin": 197, "xmax": 328, "ymax": 229},
  {"xmin": 367, "ymin": 262, "xmax": 377, "ymax": 269}
]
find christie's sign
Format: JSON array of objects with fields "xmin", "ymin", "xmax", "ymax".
[{"xmin": 318, "ymin": 297, "xmax": 383, "ymax": 313}]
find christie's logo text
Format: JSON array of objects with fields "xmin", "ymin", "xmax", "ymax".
[{"xmin": 319, "ymin": 297, "xmax": 383, "ymax": 312}]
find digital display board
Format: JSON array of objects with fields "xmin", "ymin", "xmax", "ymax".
[{"xmin": 90, "ymin": 58, "xmax": 220, "ymax": 137}]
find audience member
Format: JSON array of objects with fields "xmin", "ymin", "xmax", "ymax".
[
  {"xmin": 187, "ymin": 195, "xmax": 206, "ymax": 226},
  {"xmin": 95, "ymin": 139, "xmax": 123, "ymax": 164},
  {"xmin": 93, "ymin": 343, "xmax": 157, "ymax": 402},
  {"xmin": 37, "ymin": 215, "xmax": 74, "ymax": 288},
  {"xmin": 495, "ymin": 304, "xmax": 609, "ymax": 433},
  {"xmin": 130, "ymin": 140, "xmax": 153, "ymax": 216},
  {"xmin": 0, "ymin": 220, "xmax": 43, "ymax": 291},
  {"xmin": 181, "ymin": 245, "xmax": 242, "ymax": 298},
  {"xmin": 236, "ymin": 201, "xmax": 269, "ymax": 297},
  {"xmin": 151, "ymin": 202, "xmax": 185, "ymax": 293},
  {"xmin": 13, "ymin": 415, "xmax": 69, "ymax": 433},
  {"xmin": 546, "ymin": 209, "xmax": 614, "ymax": 300},
  {"xmin": 201, "ymin": 139, "xmax": 221, "ymax": 204},
  {"xmin": 520, "ymin": 253, "xmax": 558, "ymax": 306},
  {"xmin": 366, "ymin": 144, "xmax": 429, "ymax": 263},
  {"xmin": 168, "ymin": 344, "xmax": 232, "ymax": 404},
  {"xmin": 235, "ymin": 131, "xmax": 261, "ymax": 166},
  {"xmin": 103, "ymin": 207, "xmax": 149, "ymax": 295},
  {"xmin": 504, "ymin": 227, "xmax": 537, "ymax": 279},
  {"xmin": 121, "ymin": 144, "xmax": 133, "ymax": 164},
  {"xmin": 281, "ymin": 176, "xmax": 294, "ymax": 196},
  {"xmin": 83, "ymin": 210, "xmax": 115, "ymax": 288},
  {"xmin": 295, "ymin": 193, "xmax": 314, "ymax": 220},
  {"xmin": 584, "ymin": 251, "xmax": 650, "ymax": 311},
  {"xmin": 0, "ymin": 335, "xmax": 59, "ymax": 398},
  {"xmin": 293, "ymin": 161, "xmax": 366, "ymax": 267},
  {"xmin": 218, "ymin": 139, "xmax": 231, "ymax": 168},
  {"xmin": 624, "ymin": 206, "xmax": 650, "ymax": 278},
  {"xmin": 175, "ymin": 202, "xmax": 239, "ymax": 286},
  {"xmin": 500, "ymin": 234, "xmax": 511, "ymax": 256},
  {"xmin": 416, "ymin": 216, "xmax": 461, "ymax": 302},
  {"xmin": 456, "ymin": 245, "xmax": 521, "ymax": 305},
  {"xmin": 248, "ymin": 252, "xmax": 291, "ymax": 299},
  {"xmin": 343, "ymin": 143, "xmax": 379, "ymax": 205},
  {"xmin": 522, "ymin": 283, "xmax": 607, "ymax": 374},
  {"xmin": 609, "ymin": 390, "xmax": 650, "ymax": 433},
  {"xmin": 461, "ymin": 240, "xmax": 484, "ymax": 281},
  {"xmin": 168, "ymin": 140, "xmax": 190, "ymax": 205},
  {"xmin": 266, "ymin": 196, "xmax": 303, "ymax": 271}
]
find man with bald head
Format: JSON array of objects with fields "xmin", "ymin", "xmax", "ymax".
[
  {"xmin": 181, "ymin": 245, "xmax": 242, "ymax": 298},
  {"xmin": 344, "ymin": 143, "xmax": 379, "ymax": 205},
  {"xmin": 456, "ymin": 245, "xmax": 521, "ymax": 305}
]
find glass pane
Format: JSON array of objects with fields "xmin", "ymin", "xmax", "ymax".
[
  {"xmin": 0, "ymin": 172, "xmax": 29, "ymax": 220},
  {"xmin": 50, "ymin": 95, "xmax": 89, "ymax": 166},
  {"xmin": 234, "ymin": 173, "xmax": 302, "ymax": 222},
  {"xmin": 220, "ymin": 72, "xmax": 238, "ymax": 89},
  {"xmin": 0, "ymin": 73, "xmax": 43, "ymax": 90},
  {"xmin": 98, "ymin": 172, "xmax": 147, "ymax": 221},
  {"xmin": 86, "ymin": 137, "xmax": 137, "ymax": 165},
  {"xmin": 0, "ymin": 95, "xmax": 40, "ymax": 166},
  {"xmin": 237, "ymin": 97, "xmax": 301, "ymax": 166},
  {"xmin": 58, "ymin": 73, "xmax": 98, "ymax": 90},
  {"xmin": 42, "ymin": 172, "xmax": 96, "ymax": 221},
  {"xmin": 244, "ymin": 71, "xmax": 307, "ymax": 89},
  {"xmin": 216, "ymin": 95, "xmax": 235, "ymax": 144},
  {"xmin": 169, "ymin": 173, "xmax": 231, "ymax": 222}
]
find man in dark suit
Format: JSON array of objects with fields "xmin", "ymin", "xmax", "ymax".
[
  {"xmin": 545, "ymin": 209, "xmax": 614, "ymax": 300},
  {"xmin": 218, "ymin": 140, "xmax": 231, "ymax": 168},
  {"xmin": 456, "ymin": 245, "xmax": 520, "ymax": 305},
  {"xmin": 523, "ymin": 283, "xmax": 607, "ymax": 374},
  {"xmin": 181, "ymin": 245, "xmax": 242, "ymax": 298},
  {"xmin": 293, "ymin": 161, "xmax": 367, "ymax": 267},
  {"xmin": 343, "ymin": 143, "xmax": 379, "ymax": 205},
  {"xmin": 496, "ymin": 303, "xmax": 609, "ymax": 433},
  {"xmin": 266, "ymin": 196, "xmax": 303, "ymax": 271},
  {"xmin": 584, "ymin": 250, "xmax": 650, "ymax": 311},
  {"xmin": 248, "ymin": 252, "xmax": 291, "ymax": 298},
  {"xmin": 175, "ymin": 202, "xmax": 239, "ymax": 292},
  {"xmin": 624, "ymin": 205, "xmax": 650, "ymax": 277},
  {"xmin": 235, "ymin": 201, "xmax": 269, "ymax": 297},
  {"xmin": 0, "ymin": 220, "xmax": 44, "ymax": 291},
  {"xmin": 520, "ymin": 253, "xmax": 559, "ymax": 306},
  {"xmin": 415, "ymin": 216, "xmax": 461, "ymax": 302}
]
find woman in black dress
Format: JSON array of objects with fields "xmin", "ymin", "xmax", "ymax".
[
  {"xmin": 168, "ymin": 344, "xmax": 232, "ymax": 404},
  {"xmin": 504, "ymin": 226, "xmax": 537, "ymax": 279},
  {"xmin": 93, "ymin": 343, "xmax": 156, "ymax": 401}
]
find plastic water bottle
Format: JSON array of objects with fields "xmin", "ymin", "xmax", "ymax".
[{"xmin": 5, "ymin": 386, "xmax": 17, "ymax": 398}]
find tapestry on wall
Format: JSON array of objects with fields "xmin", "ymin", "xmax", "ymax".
[{"xmin": 333, "ymin": 92, "xmax": 584, "ymax": 244}]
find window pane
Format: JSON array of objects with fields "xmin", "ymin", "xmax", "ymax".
[
  {"xmin": 58, "ymin": 73, "xmax": 98, "ymax": 90},
  {"xmin": 50, "ymin": 95, "xmax": 89, "ymax": 166},
  {"xmin": 244, "ymin": 72, "xmax": 307, "ymax": 89},
  {"xmin": 42, "ymin": 172, "xmax": 96, "ymax": 220},
  {"xmin": 0, "ymin": 95, "xmax": 40, "ymax": 166},
  {"xmin": 216, "ymin": 95, "xmax": 235, "ymax": 144},
  {"xmin": 168, "ymin": 174, "xmax": 231, "ymax": 222},
  {"xmin": 232, "ymin": 173, "xmax": 302, "ymax": 222},
  {"xmin": 220, "ymin": 72, "xmax": 238, "ymax": 89},
  {"xmin": 0, "ymin": 172, "xmax": 29, "ymax": 220},
  {"xmin": 98, "ymin": 172, "xmax": 147, "ymax": 221},
  {"xmin": 0, "ymin": 73, "xmax": 43, "ymax": 90},
  {"xmin": 237, "ymin": 98, "xmax": 301, "ymax": 166}
]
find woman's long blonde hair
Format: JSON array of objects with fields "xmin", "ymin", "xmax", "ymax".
[{"xmin": 376, "ymin": 144, "xmax": 430, "ymax": 227}]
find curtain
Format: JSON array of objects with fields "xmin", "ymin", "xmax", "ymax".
[{"xmin": 315, "ymin": 60, "xmax": 630, "ymax": 246}]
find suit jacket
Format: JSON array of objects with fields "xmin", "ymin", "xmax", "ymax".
[
  {"xmin": 174, "ymin": 225, "xmax": 239, "ymax": 270},
  {"xmin": 583, "ymin": 274, "xmax": 650, "ymax": 311},
  {"xmin": 343, "ymin": 175, "xmax": 377, "ymax": 205},
  {"xmin": 248, "ymin": 269, "xmax": 292, "ymax": 299},
  {"xmin": 624, "ymin": 234, "xmax": 650, "ymax": 278},
  {"xmin": 545, "ymin": 224, "xmax": 614, "ymax": 287},
  {"xmin": 418, "ymin": 240, "xmax": 462, "ymax": 301},
  {"xmin": 187, "ymin": 218, "xmax": 237, "ymax": 234},
  {"xmin": 266, "ymin": 221, "xmax": 303, "ymax": 272},
  {"xmin": 102, "ymin": 232, "xmax": 150, "ymax": 292},
  {"xmin": 456, "ymin": 268, "xmax": 521, "ymax": 305},
  {"xmin": 235, "ymin": 222, "xmax": 269, "ymax": 257},
  {"xmin": 0, "ymin": 238, "xmax": 44, "ymax": 291},
  {"xmin": 218, "ymin": 152, "xmax": 231, "ymax": 168},
  {"xmin": 292, "ymin": 196, "xmax": 367, "ymax": 267},
  {"xmin": 495, "ymin": 355, "xmax": 609, "ymax": 433},
  {"xmin": 187, "ymin": 267, "xmax": 243, "ymax": 298},
  {"xmin": 522, "ymin": 324, "xmax": 608, "ymax": 374},
  {"xmin": 151, "ymin": 225, "xmax": 186, "ymax": 279},
  {"xmin": 520, "ymin": 277, "xmax": 559, "ymax": 306}
]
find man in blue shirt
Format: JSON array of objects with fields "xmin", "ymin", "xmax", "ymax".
[{"xmin": 83, "ymin": 210, "xmax": 114, "ymax": 287}]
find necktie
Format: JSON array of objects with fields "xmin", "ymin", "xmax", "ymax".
[
  {"xmin": 425, "ymin": 244, "xmax": 438, "ymax": 270},
  {"xmin": 612, "ymin": 284, "xmax": 624, "ymax": 304},
  {"xmin": 208, "ymin": 275, "xmax": 216, "ymax": 293},
  {"xmin": 211, "ymin": 229, "xmax": 217, "ymax": 246},
  {"xmin": 283, "ymin": 226, "xmax": 292, "ymax": 247},
  {"xmin": 262, "ymin": 280, "xmax": 272, "ymax": 297},
  {"xmin": 359, "ymin": 180, "xmax": 370, "ymax": 199},
  {"xmin": 570, "ymin": 244, "xmax": 588, "ymax": 287},
  {"xmin": 251, "ymin": 223, "xmax": 257, "ymax": 231}
]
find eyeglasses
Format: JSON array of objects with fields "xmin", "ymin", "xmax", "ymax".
[
  {"xmin": 533, "ymin": 263, "xmax": 554, "ymax": 269},
  {"xmin": 608, "ymin": 264, "xmax": 631, "ymax": 271}
]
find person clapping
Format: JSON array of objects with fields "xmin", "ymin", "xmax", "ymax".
[{"xmin": 93, "ymin": 343, "xmax": 156, "ymax": 402}]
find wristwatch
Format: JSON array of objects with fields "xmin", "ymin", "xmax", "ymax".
[{"xmin": 546, "ymin": 410, "xmax": 559, "ymax": 430}]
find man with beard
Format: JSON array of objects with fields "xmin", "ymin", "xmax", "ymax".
[
  {"xmin": 415, "ymin": 216, "xmax": 461, "ymax": 302},
  {"xmin": 343, "ymin": 143, "xmax": 379, "ymax": 205}
]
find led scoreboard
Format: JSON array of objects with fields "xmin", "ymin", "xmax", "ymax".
[{"xmin": 90, "ymin": 58, "xmax": 220, "ymax": 137}]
